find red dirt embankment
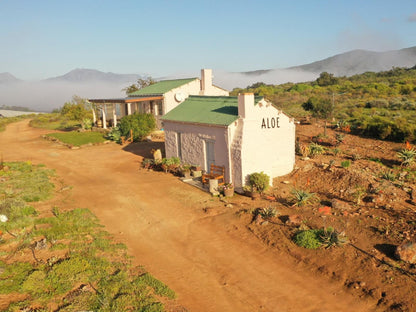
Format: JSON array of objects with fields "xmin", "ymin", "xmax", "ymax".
[{"xmin": 0, "ymin": 120, "xmax": 377, "ymax": 311}]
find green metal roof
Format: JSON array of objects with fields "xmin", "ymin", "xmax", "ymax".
[
  {"xmin": 161, "ymin": 95, "xmax": 263, "ymax": 126},
  {"xmin": 128, "ymin": 78, "xmax": 197, "ymax": 96}
]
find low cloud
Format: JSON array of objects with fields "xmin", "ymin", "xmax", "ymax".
[
  {"xmin": 212, "ymin": 69, "xmax": 318, "ymax": 90},
  {"xmin": 0, "ymin": 81, "xmax": 128, "ymax": 112}
]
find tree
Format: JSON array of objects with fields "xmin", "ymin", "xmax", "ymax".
[
  {"xmin": 316, "ymin": 72, "xmax": 338, "ymax": 86},
  {"xmin": 302, "ymin": 97, "xmax": 333, "ymax": 135},
  {"xmin": 123, "ymin": 77, "xmax": 156, "ymax": 95},
  {"xmin": 60, "ymin": 95, "xmax": 93, "ymax": 129}
]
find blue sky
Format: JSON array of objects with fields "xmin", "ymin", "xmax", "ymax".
[{"xmin": 1, "ymin": 0, "xmax": 415, "ymax": 80}]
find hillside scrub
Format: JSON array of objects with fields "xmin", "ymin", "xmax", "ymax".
[{"xmin": 231, "ymin": 66, "xmax": 416, "ymax": 142}]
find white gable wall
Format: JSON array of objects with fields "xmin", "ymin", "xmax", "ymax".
[
  {"xmin": 164, "ymin": 122, "xmax": 233, "ymax": 182},
  {"xmin": 236, "ymin": 94, "xmax": 295, "ymax": 189},
  {"xmin": 163, "ymin": 79, "xmax": 201, "ymax": 115}
]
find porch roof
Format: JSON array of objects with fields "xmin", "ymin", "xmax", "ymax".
[
  {"xmin": 128, "ymin": 78, "xmax": 197, "ymax": 96},
  {"xmin": 88, "ymin": 96, "xmax": 163, "ymax": 104}
]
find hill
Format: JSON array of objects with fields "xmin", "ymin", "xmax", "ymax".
[
  {"xmin": 0, "ymin": 72, "xmax": 20, "ymax": 84},
  {"xmin": 46, "ymin": 68, "xmax": 140, "ymax": 83},
  {"xmin": 231, "ymin": 66, "xmax": 416, "ymax": 142},
  {"xmin": 289, "ymin": 46, "xmax": 416, "ymax": 76}
]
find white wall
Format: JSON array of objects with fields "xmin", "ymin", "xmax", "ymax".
[
  {"xmin": 236, "ymin": 94, "xmax": 295, "ymax": 189},
  {"xmin": 164, "ymin": 122, "xmax": 233, "ymax": 182}
]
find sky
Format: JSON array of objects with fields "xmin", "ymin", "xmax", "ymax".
[{"xmin": 0, "ymin": 0, "xmax": 415, "ymax": 80}]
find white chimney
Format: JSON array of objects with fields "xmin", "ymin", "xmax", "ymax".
[
  {"xmin": 200, "ymin": 69, "xmax": 212, "ymax": 94},
  {"xmin": 238, "ymin": 93, "xmax": 255, "ymax": 119}
]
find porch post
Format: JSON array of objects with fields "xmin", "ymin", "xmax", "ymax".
[
  {"xmin": 92, "ymin": 107, "xmax": 96, "ymax": 124},
  {"xmin": 112, "ymin": 104, "xmax": 117, "ymax": 127},
  {"xmin": 102, "ymin": 105, "xmax": 107, "ymax": 129},
  {"xmin": 127, "ymin": 103, "xmax": 131, "ymax": 115}
]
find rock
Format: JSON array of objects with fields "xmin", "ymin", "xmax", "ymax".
[
  {"xmin": 261, "ymin": 221, "xmax": 269, "ymax": 226},
  {"xmin": 226, "ymin": 204, "xmax": 233, "ymax": 209},
  {"xmin": 34, "ymin": 238, "xmax": 48, "ymax": 250},
  {"xmin": 282, "ymin": 180, "xmax": 290, "ymax": 184},
  {"xmin": 395, "ymin": 241, "xmax": 416, "ymax": 264},
  {"xmin": 331, "ymin": 198, "xmax": 352, "ymax": 211},
  {"xmin": 286, "ymin": 214, "xmax": 302, "ymax": 226}
]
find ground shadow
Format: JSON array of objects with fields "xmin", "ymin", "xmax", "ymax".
[
  {"xmin": 374, "ymin": 243, "xmax": 397, "ymax": 260},
  {"xmin": 122, "ymin": 141, "xmax": 165, "ymax": 159}
]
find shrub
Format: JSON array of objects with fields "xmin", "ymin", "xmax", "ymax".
[
  {"xmin": 291, "ymin": 188, "xmax": 317, "ymax": 206},
  {"xmin": 258, "ymin": 207, "xmax": 279, "ymax": 219},
  {"xmin": 397, "ymin": 148, "xmax": 416, "ymax": 166},
  {"xmin": 380, "ymin": 170, "xmax": 396, "ymax": 181},
  {"xmin": 248, "ymin": 172, "xmax": 270, "ymax": 193},
  {"xmin": 119, "ymin": 113, "xmax": 156, "ymax": 142},
  {"xmin": 106, "ymin": 126, "xmax": 122, "ymax": 142},
  {"xmin": 341, "ymin": 160, "xmax": 351, "ymax": 168},
  {"xmin": 308, "ymin": 142, "xmax": 325, "ymax": 157},
  {"xmin": 319, "ymin": 227, "xmax": 348, "ymax": 248},
  {"xmin": 294, "ymin": 229, "xmax": 322, "ymax": 249}
]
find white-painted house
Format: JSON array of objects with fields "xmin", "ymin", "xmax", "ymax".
[
  {"xmin": 161, "ymin": 93, "xmax": 296, "ymax": 191},
  {"xmin": 89, "ymin": 69, "xmax": 228, "ymax": 128}
]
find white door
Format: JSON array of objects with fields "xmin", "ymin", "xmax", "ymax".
[{"xmin": 205, "ymin": 140, "xmax": 215, "ymax": 172}]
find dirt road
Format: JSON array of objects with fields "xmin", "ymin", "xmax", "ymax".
[{"xmin": 0, "ymin": 120, "xmax": 377, "ymax": 311}]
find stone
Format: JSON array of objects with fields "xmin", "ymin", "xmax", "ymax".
[
  {"xmin": 226, "ymin": 204, "xmax": 233, "ymax": 209},
  {"xmin": 34, "ymin": 238, "xmax": 48, "ymax": 250},
  {"xmin": 331, "ymin": 198, "xmax": 352, "ymax": 211},
  {"xmin": 261, "ymin": 221, "xmax": 269, "ymax": 226},
  {"xmin": 395, "ymin": 241, "xmax": 416, "ymax": 264}
]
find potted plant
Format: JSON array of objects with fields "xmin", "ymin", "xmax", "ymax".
[
  {"xmin": 221, "ymin": 183, "xmax": 234, "ymax": 197},
  {"xmin": 180, "ymin": 164, "xmax": 192, "ymax": 179},
  {"xmin": 191, "ymin": 164, "xmax": 202, "ymax": 177}
]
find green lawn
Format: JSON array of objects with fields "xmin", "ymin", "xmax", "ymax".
[{"xmin": 46, "ymin": 131, "xmax": 107, "ymax": 146}]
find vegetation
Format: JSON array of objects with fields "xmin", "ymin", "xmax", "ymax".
[
  {"xmin": 29, "ymin": 113, "xmax": 80, "ymax": 130},
  {"xmin": 123, "ymin": 77, "xmax": 156, "ymax": 95},
  {"xmin": 294, "ymin": 229, "xmax": 323, "ymax": 249},
  {"xmin": 0, "ymin": 115, "xmax": 34, "ymax": 132},
  {"xmin": 248, "ymin": 172, "xmax": 270, "ymax": 194},
  {"xmin": 294, "ymin": 227, "xmax": 348, "ymax": 249},
  {"xmin": 118, "ymin": 113, "xmax": 156, "ymax": 142},
  {"xmin": 60, "ymin": 95, "xmax": 94, "ymax": 130},
  {"xmin": 397, "ymin": 147, "xmax": 416, "ymax": 166},
  {"xmin": 291, "ymin": 188, "xmax": 317, "ymax": 206},
  {"xmin": 258, "ymin": 207, "xmax": 279, "ymax": 220},
  {"xmin": 0, "ymin": 161, "xmax": 175, "ymax": 310},
  {"xmin": 231, "ymin": 66, "xmax": 416, "ymax": 142},
  {"xmin": 46, "ymin": 131, "xmax": 107, "ymax": 146}
]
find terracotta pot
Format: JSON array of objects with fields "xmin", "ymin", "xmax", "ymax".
[{"xmin": 224, "ymin": 188, "xmax": 234, "ymax": 197}]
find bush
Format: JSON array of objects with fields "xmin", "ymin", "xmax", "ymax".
[
  {"xmin": 341, "ymin": 160, "xmax": 351, "ymax": 168},
  {"xmin": 294, "ymin": 229, "xmax": 322, "ymax": 249},
  {"xmin": 308, "ymin": 142, "xmax": 325, "ymax": 157},
  {"xmin": 248, "ymin": 172, "xmax": 270, "ymax": 193},
  {"xmin": 119, "ymin": 113, "xmax": 156, "ymax": 142},
  {"xmin": 106, "ymin": 126, "xmax": 122, "ymax": 142}
]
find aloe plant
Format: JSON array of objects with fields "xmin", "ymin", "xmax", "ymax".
[{"xmin": 397, "ymin": 148, "xmax": 416, "ymax": 166}]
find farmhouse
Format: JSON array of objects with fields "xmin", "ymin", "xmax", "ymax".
[
  {"xmin": 88, "ymin": 69, "xmax": 228, "ymax": 128},
  {"xmin": 161, "ymin": 93, "xmax": 295, "ymax": 191}
]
